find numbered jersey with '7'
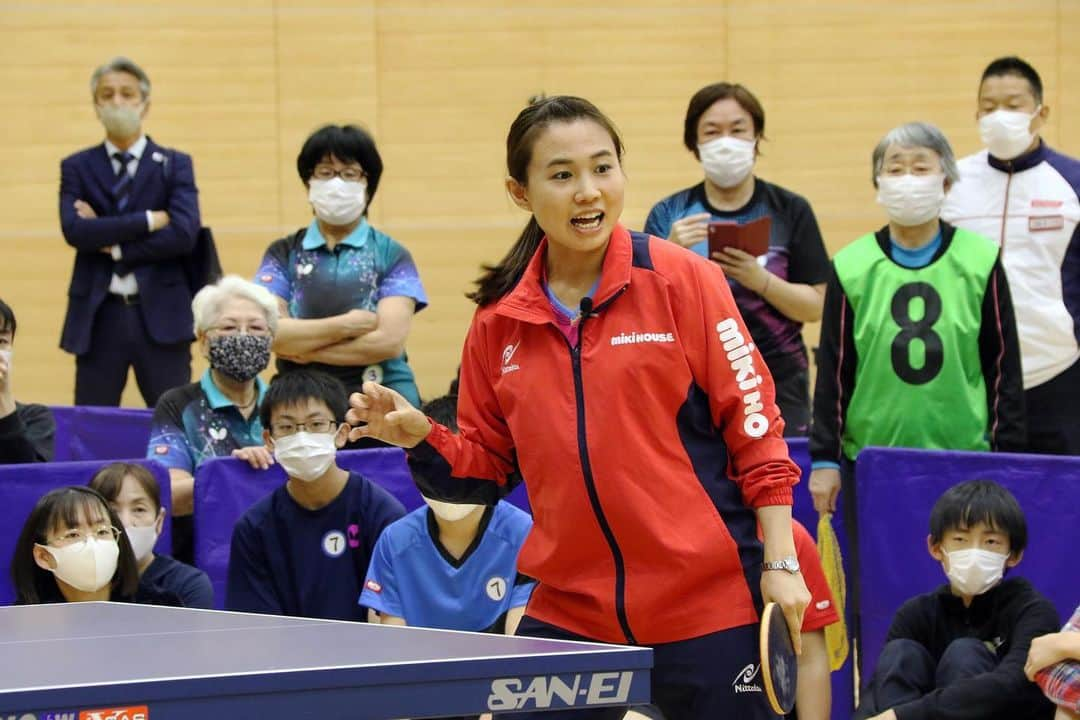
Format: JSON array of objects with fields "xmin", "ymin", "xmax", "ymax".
[{"xmin": 810, "ymin": 223, "xmax": 1026, "ymax": 465}]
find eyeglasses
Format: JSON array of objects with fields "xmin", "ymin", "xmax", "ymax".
[
  {"xmin": 48, "ymin": 525, "xmax": 121, "ymax": 549},
  {"xmin": 209, "ymin": 323, "xmax": 272, "ymax": 337},
  {"xmin": 311, "ymin": 165, "xmax": 367, "ymax": 183},
  {"xmin": 270, "ymin": 419, "xmax": 337, "ymax": 437}
]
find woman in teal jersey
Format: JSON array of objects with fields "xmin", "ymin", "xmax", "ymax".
[{"xmin": 255, "ymin": 125, "xmax": 428, "ymax": 406}]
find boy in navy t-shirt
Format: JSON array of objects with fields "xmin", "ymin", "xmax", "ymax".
[
  {"xmin": 360, "ymin": 395, "xmax": 534, "ymax": 634},
  {"xmin": 226, "ymin": 370, "xmax": 405, "ymax": 620}
]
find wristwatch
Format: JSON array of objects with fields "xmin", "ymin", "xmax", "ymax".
[{"xmin": 762, "ymin": 555, "xmax": 801, "ymax": 574}]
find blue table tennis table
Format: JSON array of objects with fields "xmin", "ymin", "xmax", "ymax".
[{"xmin": 0, "ymin": 603, "xmax": 652, "ymax": 720}]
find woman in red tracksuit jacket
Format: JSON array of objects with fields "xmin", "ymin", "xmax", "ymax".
[{"xmin": 348, "ymin": 96, "xmax": 810, "ymax": 720}]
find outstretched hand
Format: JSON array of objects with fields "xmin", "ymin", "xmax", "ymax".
[{"xmin": 346, "ymin": 382, "xmax": 431, "ymax": 448}]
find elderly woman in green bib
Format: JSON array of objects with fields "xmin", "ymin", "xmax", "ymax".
[{"xmin": 808, "ymin": 120, "xmax": 1025, "ymax": 557}]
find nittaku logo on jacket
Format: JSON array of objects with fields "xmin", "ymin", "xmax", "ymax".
[
  {"xmin": 715, "ymin": 318, "xmax": 768, "ymax": 438},
  {"xmin": 501, "ymin": 342, "xmax": 521, "ymax": 375},
  {"xmin": 610, "ymin": 331, "xmax": 675, "ymax": 346}
]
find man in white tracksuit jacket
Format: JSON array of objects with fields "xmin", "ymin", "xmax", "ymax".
[{"xmin": 943, "ymin": 56, "xmax": 1080, "ymax": 455}]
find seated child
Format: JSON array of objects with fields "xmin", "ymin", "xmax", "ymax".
[
  {"xmin": 360, "ymin": 395, "xmax": 534, "ymax": 634},
  {"xmin": 1026, "ymin": 603, "xmax": 1080, "ymax": 720},
  {"xmin": 227, "ymin": 369, "xmax": 405, "ymax": 620},
  {"xmin": 89, "ymin": 462, "xmax": 213, "ymax": 608},
  {"xmin": 12, "ymin": 486, "xmax": 139, "ymax": 604},
  {"xmin": 856, "ymin": 479, "xmax": 1059, "ymax": 720}
]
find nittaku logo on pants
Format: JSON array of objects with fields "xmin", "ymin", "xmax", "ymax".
[
  {"xmin": 487, "ymin": 672, "xmax": 633, "ymax": 711},
  {"xmin": 715, "ymin": 318, "xmax": 768, "ymax": 438},
  {"xmin": 732, "ymin": 663, "xmax": 763, "ymax": 694}
]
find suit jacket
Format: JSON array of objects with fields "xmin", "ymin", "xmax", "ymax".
[{"xmin": 59, "ymin": 137, "xmax": 201, "ymax": 355}]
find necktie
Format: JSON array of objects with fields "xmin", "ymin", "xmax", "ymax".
[{"xmin": 112, "ymin": 151, "xmax": 135, "ymax": 211}]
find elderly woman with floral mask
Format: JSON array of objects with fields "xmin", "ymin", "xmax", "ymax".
[{"xmin": 146, "ymin": 274, "xmax": 279, "ymax": 563}]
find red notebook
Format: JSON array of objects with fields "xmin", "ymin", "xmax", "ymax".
[{"xmin": 707, "ymin": 216, "xmax": 771, "ymax": 257}]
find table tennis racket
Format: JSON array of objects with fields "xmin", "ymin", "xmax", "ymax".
[{"xmin": 759, "ymin": 601, "xmax": 797, "ymax": 715}]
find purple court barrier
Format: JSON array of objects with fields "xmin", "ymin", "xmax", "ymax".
[
  {"xmin": 0, "ymin": 459, "xmax": 173, "ymax": 605},
  {"xmin": 856, "ymin": 447, "xmax": 1080, "ymax": 681},
  {"xmin": 49, "ymin": 405, "xmax": 153, "ymax": 462}
]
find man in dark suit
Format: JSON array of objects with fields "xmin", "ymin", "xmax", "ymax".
[{"xmin": 59, "ymin": 56, "xmax": 200, "ymax": 407}]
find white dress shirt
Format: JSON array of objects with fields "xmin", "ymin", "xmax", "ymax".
[{"xmin": 104, "ymin": 135, "xmax": 153, "ymax": 295}]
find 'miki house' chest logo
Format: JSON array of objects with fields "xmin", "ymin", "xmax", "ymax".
[{"xmin": 609, "ymin": 330, "xmax": 675, "ymax": 347}]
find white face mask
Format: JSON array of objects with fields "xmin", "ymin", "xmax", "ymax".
[
  {"xmin": 876, "ymin": 173, "xmax": 946, "ymax": 226},
  {"xmin": 273, "ymin": 431, "xmax": 337, "ymax": 482},
  {"xmin": 979, "ymin": 108, "xmax": 1040, "ymax": 161},
  {"xmin": 0, "ymin": 349, "xmax": 11, "ymax": 366},
  {"xmin": 698, "ymin": 136, "xmax": 756, "ymax": 189},
  {"xmin": 424, "ymin": 496, "xmax": 485, "ymax": 522},
  {"xmin": 308, "ymin": 178, "xmax": 367, "ymax": 226},
  {"xmin": 96, "ymin": 103, "xmax": 143, "ymax": 138},
  {"xmin": 945, "ymin": 548, "xmax": 1008, "ymax": 597},
  {"xmin": 124, "ymin": 524, "xmax": 158, "ymax": 564},
  {"xmin": 38, "ymin": 537, "xmax": 119, "ymax": 593}
]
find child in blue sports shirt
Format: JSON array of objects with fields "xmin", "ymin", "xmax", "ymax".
[{"xmin": 361, "ymin": 395, "xmax": 534, "ymax": 634}]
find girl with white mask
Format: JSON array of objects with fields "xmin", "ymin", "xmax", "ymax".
[
  {"xmin": 89, "ymin": 463, "xmax": 214, "ymax": 609},
  {"xmin": 809, "ymin": 123, "xmax": 1026, "ymax": 567},
  {"xmin": 256, "ymin": 124, "xmax": 427, "ymax": 413},
  {"xmin": 645, "ymin": 82, "xmax": 831, "ymax": 437},
  {"xmin": 13, "ymin": 486, "xmax": 139, "ymax": 604}
]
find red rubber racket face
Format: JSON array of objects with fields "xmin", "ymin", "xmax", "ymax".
[{"xmin": 759, "ymin": 602, "xmax": 797, "ymax": 715}]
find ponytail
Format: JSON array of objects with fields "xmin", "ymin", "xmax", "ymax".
[{"xmin": 467, "ymin": 216, "xmax": 544, "ymax": 306}]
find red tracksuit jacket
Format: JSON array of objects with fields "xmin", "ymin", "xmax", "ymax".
[{"xmin": 412, "ymin": 225, "xmax": 799, "ymax": 644}]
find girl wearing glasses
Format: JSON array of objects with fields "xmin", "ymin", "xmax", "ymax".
[
  {"xmin": 12, "ymin": 486, "xmax": 140, "ymax": 604},
  {"xmin": 89, "ymin": 462, "xmax": 213, "ymax": 608},
  {"xmin": 255, "ymin": 124, "xmax": 428, "ymax": 408}
]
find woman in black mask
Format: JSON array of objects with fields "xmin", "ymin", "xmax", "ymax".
[{"xmin": 145, "ymin": 275, "xmax": 279, "ymax": 563}]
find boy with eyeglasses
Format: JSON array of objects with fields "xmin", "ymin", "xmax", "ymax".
[{"xmin": 226, "ymin": 370, "xmax": 405, "ymax": 620}]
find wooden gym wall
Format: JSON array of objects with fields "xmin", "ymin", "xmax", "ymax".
[{"xmin": 2, "ymin": 0, "xmax": 1076, "ymax": 406}]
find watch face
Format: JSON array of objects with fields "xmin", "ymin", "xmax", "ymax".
[{"xmin": 783, "ymin": 556, "xmax": 800, "ymax": 573}]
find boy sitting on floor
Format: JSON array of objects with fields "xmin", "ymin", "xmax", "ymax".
[{"xmin": 856, "ymin": 479, "xmax": 1059, "ymax": 720}]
